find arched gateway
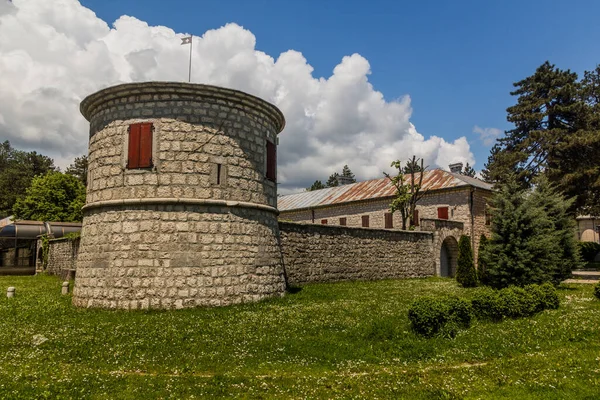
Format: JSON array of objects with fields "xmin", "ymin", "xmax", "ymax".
[{"xmin": 439, "ymin": 236, "xmax": 459, "ymax": 277}]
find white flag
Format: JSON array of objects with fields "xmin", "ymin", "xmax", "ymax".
[{"xmin": 181, "ymin": 36, "xmax": 192, "ymax": 45}]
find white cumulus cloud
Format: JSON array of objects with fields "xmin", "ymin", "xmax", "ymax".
[
  {"xmin": 0, "ymin": 0, "xmax": 475, "ymax": 193},
  {"xmin": 473, "ymin": 125, "xmax": 503, "ymax": 147}
]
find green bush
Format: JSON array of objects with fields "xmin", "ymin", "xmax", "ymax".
[
  {"xmin": 499, "ymin": 286, "xmax": 537, "ymax": 318},
  {"xmin": 471, "ymin": 283, "xmax": 559, "ymax": 321},
  {"xmin": 471, "ymin": 288, "xmax": 504, "ymax": 321},
  {"xmin": 408, "ymin": 296, "xmax": 472, "ymax": 338},
  {"xmin": 456, "ymin": 235, "xmax": 478, "ymax": 287},
  {"xmin": 594, "ymin": 283, "xmax": 600, "ymax": 300},
  {"xmin": 578, "ymin": 242, "xmax": 600, "ymax": 263},
  {"xmin": 536, "ymin": 282, "xmax": 560, "ymax": 310}
]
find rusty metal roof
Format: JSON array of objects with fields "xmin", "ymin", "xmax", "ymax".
[{"xmin": 278, "ymin": 169, "xmax": 493, "ymax": 212}]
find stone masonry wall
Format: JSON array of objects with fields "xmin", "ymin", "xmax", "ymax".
[
  {"xmin": 46, "ymin": 237, "xmax": 80, "ymax": 279},
  {"xmin": 279, "ymin": 221, "xmax": 435, "ymax": 285},
  {"xmin": 83, "ymin": 83, "xmax": 282, "ymax": 210},
  {"xmin": 74, "ymin": 82, "xmax": 286, "ymax": 309},
  {"xmin": 74, "ymin": 204, "xmax": 284, "ymax": 309},
  {"xmin": 279, "ymin": 187, "xmax": 492, "ymax": 265}
]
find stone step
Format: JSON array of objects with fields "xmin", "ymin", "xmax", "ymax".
[{"xmin": 570, "ymin": 270, "xmax": 600, "ymax": 281}]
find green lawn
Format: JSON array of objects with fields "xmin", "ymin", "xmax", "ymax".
[{"xmin": 1, "ymin": 276, "xmax": 599, "ymax": 399}]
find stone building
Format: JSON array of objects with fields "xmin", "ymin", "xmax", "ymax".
[
  {"xmin": 278, "ymin": 167, "xmax": 493, "ymax": 265},
  {"xmin": 576, "ymin": 216, "xmax": 600, "ymax": 243},
  {"xmin": 73, "ymin": 82, "xmax": 287, "ymax": 309}
]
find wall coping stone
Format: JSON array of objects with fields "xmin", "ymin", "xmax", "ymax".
[
  {"xmin": 279, "ymin": 220, "xmax": 433, "ymax": 237},
  {"xmin": 83, "ymin": 198, "xmax": 279, "ymax": 214},
  {"xmin": 80, "ymin": 81, "xmax": 285, "ymax": 133}
]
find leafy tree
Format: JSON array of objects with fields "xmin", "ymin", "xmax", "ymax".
[
  {"xmin": 326, "ymin": 172, "xmax": 340, "ymax": 188},
  {"xmin": 0, "ymin": 141, "xmax": 55, "ymax": 218},
  {"xmin": 66, "ymin": 155, "xmax": 88, "ymax": 186},
  {"xmin": 384, "ymin": 156, "xmax": 425, "ymax": 230},
  {"xmin": 12, "ymin": 172, "xmax": 86, "ymax": 222},
  {"xmin": 456, "ymin": 235, "xmax": 478, "ymax": 287},
  {"xmin": 306, "ymin": 180, "xmax": 325, "ymax": 191},
  {"xmin": 341, "ymin": 165, "xmax": 356, "ymax": 183},
  {"xmin": 482, "ymin": 175, "xmax": 581, "ymax": 288},
  {"xmin": 462, "ymin": 163, "xmax": 476, "ymax": 177}
]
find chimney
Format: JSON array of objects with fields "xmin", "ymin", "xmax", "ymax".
[
  {"xmin": 336, "ymin": 175, "xmax": 354, "ymax": 186},
  {"xmin": 449, "ymin": 162, "xmax": 463, "ymax": 174}
]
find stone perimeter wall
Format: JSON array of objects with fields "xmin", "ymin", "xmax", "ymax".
[
  {"xmin": 53, "ymin": 221, "xmax": 439, "ymax": 295},
  {"xmin": 279, "ymin": 222, "xmax": 435, "ymax": 285},
  {"xmin": 46, "ymin": 237, "xmax": 80, "ymax": 279}
]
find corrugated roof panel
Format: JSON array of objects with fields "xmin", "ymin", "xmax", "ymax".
[{"xmin": 278, "ymin": 168, "xmax": 493, "ymax": 211}]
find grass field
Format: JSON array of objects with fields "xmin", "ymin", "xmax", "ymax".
[{"xmin": 1, "ymin": 275, "xmax": 599, "ymax": 399}]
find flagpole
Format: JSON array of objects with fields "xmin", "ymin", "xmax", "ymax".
[{"xmin": 188, "ymin": 36, "xmax": 193, "ymax": 83}]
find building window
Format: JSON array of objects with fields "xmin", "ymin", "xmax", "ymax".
[
  {"xmin": 321, "ymin": 219, "xmax": 328, "ymax": 225},
  {"xmin": 127, "ymin": 123, "xmax": 153, "ymax": 169},
  {"xmin": 362, "ymin": 215, "xmax": 369, "ymax": 227},
  {"xmin": 485, "ymin": 208, "xmax": 492, "ymax": 225},
  {"xmin": 339, "ymin": 217, "xmax": 347, "ymax": 226},
  {"xmin": 266, "ymin": 141, "xmax": 276, "ymax": 182},
  {"xmin": 413, "ymin": 209, "xmax": 419, "ymax": 226},
  {"xmin": 385, "ymin": 212, "xmax": 393, "ymax": 229},
  {"xmin": 437, "ymin": 207, "xmax": 449, "ymax": 220}
]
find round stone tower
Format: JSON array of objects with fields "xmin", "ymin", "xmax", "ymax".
[{"xmin": 73, "ymin": 82, "xmax": 286, "ymax": 309}]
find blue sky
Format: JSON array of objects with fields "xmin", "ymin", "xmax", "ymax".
[
  {"xmin": 80, "ymin": 0, "xmax": 600, "ymax": 171},
  {"xmin": 1, "ymin": 0, "xmax": 598, "ymax": 190}
]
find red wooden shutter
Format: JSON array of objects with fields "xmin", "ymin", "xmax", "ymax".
[
  {"xmin": 385, "ymin": 212, "xmax": 393, "ymax": 229},
  {"xmin": 413, "ymin": 209, "xmax": 420, "ymax": 226},
  {"xmin": 437, "ymin": 207, "xmax": 449, "ymax": 220},
  {"xmin": 128, "ymin": 123, "xmax": 141, "ymax": 169},
  {"xmin": 339, "ymin": 217, "xmax": 347, "ymax": 226},
  {"xmin": 321, "ymin": 219, "xmax": 328, "ymax": 225},
  {"xmin": 266, "ymin": 141, "xmax": 276, "ymax": 181},
  {"xmin": 139, "ymin": 123, "xmax": 153, "ymax": 168},
  {"xmin": 362, "ymin": 215, "xmax": 369, "ymax": 227}
]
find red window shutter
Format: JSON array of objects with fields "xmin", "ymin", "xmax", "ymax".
[
  {"xmin": 139, "ymin": 123, "xmax": 153, "ymax": 168},
  {"xmin": 414, "ymin": 209, "xmax": 420, "ymax": 226},
  {"xmin": 321, "ymin": 219, "xmax": 328, "ymax": 225},
  {"xmin": 438, "ymin": 207, "xmax": 449, "ymax": 220},
  {"xmin": 266, "ymin": 141, "xmax": 276, "ymax": 181},
  {"xmin": 339, "ymin": 217, "xmax": 347, "ymax": 226},
  {"xmin": 385, "ymin": 213, "xmax": 393, "ymax": 229},
  {"xmin": 362, "ymin": 215, "xmax": 369, "ymax": 227},
  {"xmin": 128, "ymin": 123, "xmax": 141, "ymax": 169}
]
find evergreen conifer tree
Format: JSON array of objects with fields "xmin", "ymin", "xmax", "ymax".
[
  {"xmin": 341, "ymin": 165, "xmax": 356, "ymax": 183},
  {"xmin": 456, "ymin": 235, "xmax": 478, "ymax": 287},
  {"xmin": 477, "ymin": 234, "xmax": 489, "ymax": 284},
  {"xmin": 483, "ymin": 175, "xmax": 580, "ymax": 288}
]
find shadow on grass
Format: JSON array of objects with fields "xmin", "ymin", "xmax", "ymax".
[{"xmin": 286, "ymin": 286, "xmax": 303, "ymax": 294}]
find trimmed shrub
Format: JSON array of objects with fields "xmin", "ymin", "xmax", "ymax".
[
  {"xmin": 578, "ymin": 242, "xmax": 600, "ymax": 263},
  {"xmin": 456, "ymin": 235, "xmax": 478, "ymax": 287},
  {"xmin": 499, "ymin": 286, "xmax": 537, "ymax": 318},
  {"xmin": 408, "ymin": 296, "xmax": 472, "ymax": 338},
  {"xmin": 471, "ymin": 283, "xmax": 559, "ymax": 321},
  {"xmin": 536, "ymin": 282, "xmax": 560, "ymax": 310},
  {"xmin": 471, "ymin": 288, "xmax": 504, "ymax": 321},
  {"xmin": 594, "ymin": 282, "xmax": 600, "ymax": 300}
]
